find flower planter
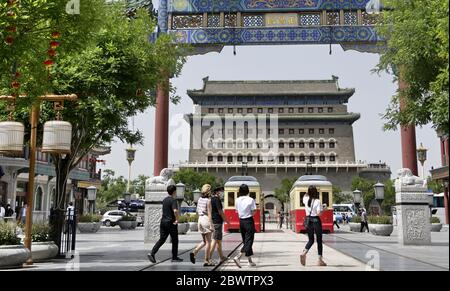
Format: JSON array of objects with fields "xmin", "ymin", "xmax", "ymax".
[
  {"xmin": 349, "ymin": 222, "xmax": 360, "ymax": 232},
  {"xmin": 189, "ymin": 222, "xmax": 198, "ymax": 232},
  {"xmin": 430, "ymin": 223, "xmax": 443, "ymax": 232},
  {"xmin": 369, "ymin": 224, "xmax": 394, "ymax": 236},
  {"xmin": 118, "ymin": 221, "xmax": 138, "ymax": 230},
  {"xmin": 0, "ymin": 245, "xmax": 30, "ymax": 269},
  {"xmin": 31, "ymin": 242, "xmax": 58, "ymax": 262},
  {"xmin": 77, "ymin": 222, "xmax": 101, "ymax": 233},
  {"xmin": 178, "ymin": 223, "xmax": 189, "ymax": 235}
]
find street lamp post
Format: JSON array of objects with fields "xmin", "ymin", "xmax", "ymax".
[
  {"xmin": 87, "ymin": 186, "xmax": 98, "ymax": 214},
  {"xmin": 193, "ymin": 189, "xmax": 201, "ymax": 205},
  {"xmin": 176, "ymin": 183, "xmax": 186, "ymax": 210},
  {"xmin": 353, "ymin": 189, "xmax": 362, "ymax": 211},
  {"xmin": 123, "ymin": 192, "xmax": 131, "ymax": 214},
  {"xmin": 126, "ymin": 147, "xmax": 137, "ymax": 193},
  {"xmin": 374, "ymin": 182, "xmax": 385, "ymax": 215},
  {"xmin": 417, "ymin": 143, "xmax": 428, "ymax": 180}
]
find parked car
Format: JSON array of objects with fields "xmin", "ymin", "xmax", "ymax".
[{"xmin": 101, "ymin": 210, "xmax": 127, "ymax": 227}]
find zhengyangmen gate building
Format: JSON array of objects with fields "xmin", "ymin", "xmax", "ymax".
[{"xmin": 181, "ymin": 76, "xmax": 391, "ymax": 194}]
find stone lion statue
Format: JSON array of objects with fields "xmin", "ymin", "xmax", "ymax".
[
  {"xmin": 146, "ymin": 168, "xmax": 175, "ymax": 188},
  {"xmin": 395, "ymin": 168, "xmax": 427, "ymax": 189}
]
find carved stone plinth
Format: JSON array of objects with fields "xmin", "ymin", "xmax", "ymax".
[
  {"xmin": 144, "ymin": 191, "xmax": 165, "ymax": 243},
  {"xmin": 396, "ymin": 185, "xmax": 431, "ymax": 246}
]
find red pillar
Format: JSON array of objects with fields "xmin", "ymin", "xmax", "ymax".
[
  {"xmin": 153, "ymin": 76, "xmax": 170, "ymax": 176},
  {"xmin": 444, "ymin": 187, "xmax": 449, "ymax": 225},
  {"xmin": 398, "ymin": 71, "xmax": 418, "ymax": 175}
]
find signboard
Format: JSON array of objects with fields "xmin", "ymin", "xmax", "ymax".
[{"xmin": 265, "ymin": 13, "xmax": 298, "ymax": 27}]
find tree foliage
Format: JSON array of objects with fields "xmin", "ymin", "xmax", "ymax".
[
  {"xmin": 376, "ymin": 0, "xmax": 449, "ymax": 134},
  {"xmin": 351, "ymin": 177, "xmax": 395, "ymax": 215},
  {"xmin": 172, "ymin": 169, "xmax": 223, "ymax": 205},
  {"xmin": 274, "ymin": 178, "xmax": 296, "ymax": 205},
  {"xmin": 332, "ymin": 185, "xmax": 353, "ymax": 204}
]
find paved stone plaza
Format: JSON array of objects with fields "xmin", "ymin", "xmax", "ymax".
[{"xmin": 6, "ymin": 223, "xmax": 448, "ymax": 272}]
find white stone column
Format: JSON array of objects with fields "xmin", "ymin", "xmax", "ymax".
[
  {"xmin": 144, "ymin": 186, "xmax": 167, "ymax": 243},
  {"xmin": 395, "ymin": 170, "xmax": 432, "ymax": 245}
]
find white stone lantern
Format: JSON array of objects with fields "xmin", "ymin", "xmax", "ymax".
[
  {"xmin": 42, "ymin": 120, "xmax": 72, "ymax": 154},
  {"xmin": 0, "ymin": 121, "xmax": 25, "ymax": 154},
  {"xmin": 193, "ymin": 189, "xmax": 201, "ymax": 204},
  {"xmin": 87, "ymin": 186, "xmax": 97, "ymax": 201},
  {"xmin": 176, "ymin": 183, "xmax": 186, "ymax": 201},
  {"xmin": 353, "ymin": 189, "xmax": 362, "ymax": 210}
]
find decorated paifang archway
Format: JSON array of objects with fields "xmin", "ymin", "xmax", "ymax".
[{"xmin": 152, "ymin": 0, "xmax": 418, "ymax": 176}]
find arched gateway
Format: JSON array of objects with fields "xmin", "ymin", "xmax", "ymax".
[{"xmin": 152, "ymin": 0, "xmax": 418, "ymax": 178}]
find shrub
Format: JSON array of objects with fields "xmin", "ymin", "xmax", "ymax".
[
  {"xmin": 31, "ymin": 223, "xmax": 52, "ymax": 242},
  {"xmin": 120, "ymin": 214, "xmax": 137, "ymax": 222},
  {"xmin": 430, "ymin": 217, "xmax": 441, "ymax": 224},
  {"xmin": 188, "ymin": 214, "xmax": 199, "ymax": 223},
  {"xmin": 368, "ymin": 216, "xmax": 392, "ymax": 225},
  {"xmin": 178, "ymin": 215, "xmax": 189, "ymax": 223},
  {"xmin": 350, "ymin": 216, "xmax": 362, "ymax": 223},
  {"xmin": 0, "ymin": 222, "xmax": 21, "ymax": 246},
  {"xmin": 79, "ymin": 214, "xmax": 102, "ymax": 223}
]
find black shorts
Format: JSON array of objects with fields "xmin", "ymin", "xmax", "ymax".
[{"xmin": 213, "ymin": 224, "xmax": 223, "ymax": 241}]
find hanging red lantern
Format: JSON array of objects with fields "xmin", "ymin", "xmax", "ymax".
[
  {"xmin": 11, "ymin": 81, "xmax": 20, "ymax": 90},
  {"xmin": 14, "ymin": 72, "xmax": 21, "ymax": 79},
  {"xmin": 5, "ymin": 36, "xmax": 14, "ymax": 45},
  {"xmin": 47, "ymin": 49, "xmax": 57, "ymax": 57},
  {"xmin": 50, "ymin": 41, "xmax": 60, "ymax": 49},
  {"xmin": 6, "ymin": 26, "xmax": 17, "ymax": 33},
  {"xmin": 51, "ymin": 31, "xmax": 61, "ymax": 39},
  {"xmin": 44, "ymin": 59, "xmax": 54, "ymax": 67}
]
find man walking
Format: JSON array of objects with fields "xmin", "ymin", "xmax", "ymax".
[
  {"xmin": 147, "ymin": 185, "xmax": 183, "ymax": 263},
  {"xmin": 210, "ymin": 186, "xmax": 230, "ymax": 263},
  {"xmin": 360, "ymin": 208, "xmax": 369, "ymax": 233},
  {"xmin": 233, "ymin": 184, "xmax": 257, "ymax": 268}
]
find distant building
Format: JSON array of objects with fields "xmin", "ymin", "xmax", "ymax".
[{"xmin": 181, "ymin": 76, "xmax": 390, "ymax": 195}]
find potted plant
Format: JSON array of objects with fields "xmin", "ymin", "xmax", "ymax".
[
  {"xmin": 430, "ymin": 217, "xmax": 443, "ymax": 232},
  {"xmin": 77, "ymin": 214, "xmax": 102, "ymax": 233},
  {"xmin": 368, "ymin": 216, "xmax": 394, "ymax": 236},
  {"xmin": 0, "ymin": 222, "xmax": 30, "ymax": 269},
  {"xmin": 30, "ymin": 223, "xmax": 58, "ymax": 262},
  {"xmin": 177, "ymin": 215, "xmax": 189, "ymax": 235},
  {"xmin": 188, "ymin": 214, "xmax": 199, "ymax": 232},
  {"xmin": 118, "ymin": 214, "xmax": 138, "ymax": 230},
  {"xmin": 349, "ymin": 216, "xmax": 362, "ymax": 232}
]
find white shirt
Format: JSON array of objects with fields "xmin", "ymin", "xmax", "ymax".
[
  {"xmin": 0, "ymin": 207, "xmax": 5, "ymax": 218},
  {"xmin": 304, "ymin": 198, "xmax": 322, "ymax": 217},
  {"xmin": 236, "ymin": 196, "xmax": 256, "ymax": 219},
  {"xmin": 67, "ymin": 206, "xmax": 75, "ymax": 220}
]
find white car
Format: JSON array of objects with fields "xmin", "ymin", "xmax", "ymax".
[{"xmin": 101, "ymin": 210, "xmax": 127, "ymax": 227}]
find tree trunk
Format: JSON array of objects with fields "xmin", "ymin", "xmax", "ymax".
[{"xmin": 50, "ymin": 156, "xmax": 71, "ymax": 254}]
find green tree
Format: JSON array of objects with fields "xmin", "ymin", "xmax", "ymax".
[
  {"xmin": 332, "ymin": 186, "xmax": 353, "ymax": 204},
  {"xmin": 427, "ymin": 177, "xmax": 444, "ymax": 194},
  {"xmin": 1, "ymin": 1, "xmax": 186, "ymax": 249},
  {"xmin": 131, "ymin": 175, "xmax": 150, "ymax": 197},
  {"xmin": 274, "ymin": 178, "xmax": 297, "ymax": 206},
  {"xmin": 376, "ymin": 0, "xmax": 449, "ymax": 134},
  {"xmin": 172, "ymin": 169, "xmax": 222, "ymax": 205},
  {"xmin": 97, "ymin": 170, "xmax": 127, "ymax": 205}
]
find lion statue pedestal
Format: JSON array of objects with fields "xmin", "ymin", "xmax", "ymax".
[
  {"xmin": 144, "ymin": 169, "xmax": 175, "ymax": 243},
  {"xmin": 395, "ymin": 168, "xmax": 431, "ymax": 246}
]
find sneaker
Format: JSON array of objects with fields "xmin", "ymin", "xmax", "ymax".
[
  {"xmin": 171, "ymin": 257, "xmax": 184, "ymax": 263},
  {"xmin": 233, "ymin": 256, "xmax": 242, "ymax": 269},
  {"xmin": 190, "ymin": 252, "xmax": 196, "ymax": 264},
  {"xmin": 203, "ymin": 261, "xmax": 216, "ymax": 267},
  {"xmin": 318, "ymin": 258, "xmax": 327, "ymax": 267},
  {"xmin": 300, "ymin": 254, "xmax": 306, "ymax": 266},
  {"xmin": 147, "ymin": 253, "xmax": 156, "ymax": 264},
  {"xmin": 248, "ymin": 261, "xmax": 257, "ymax": 267}
]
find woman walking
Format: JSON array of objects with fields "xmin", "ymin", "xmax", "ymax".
[
  {"xmin": 190, "ymin": 184, "xmax": 215, "ymax": 267},
  {"xmin": 300, "ymin": 185, "xmax": 327, "ymax": 267},
  {"xmin": 233, "ymin": 184, "xmax": 257, "ymax": 268}
]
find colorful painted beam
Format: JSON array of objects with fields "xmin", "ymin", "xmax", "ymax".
[{"xmin": 168, "ymin": 0, "xmax": 373, "ymax": 13}]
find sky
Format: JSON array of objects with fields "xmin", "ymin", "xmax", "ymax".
[{"xmin": 98, "ymin": 43, "xmax": 442, "ymax": 181}]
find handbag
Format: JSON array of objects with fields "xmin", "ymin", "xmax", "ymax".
[{"xmin": 303, "ymin": 199, "xmax": 314, "ymax": 230}]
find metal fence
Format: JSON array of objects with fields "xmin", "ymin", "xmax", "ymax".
[{"xmin": 59, "ymin": 212, "xmax": 77, "ymax": 258}]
